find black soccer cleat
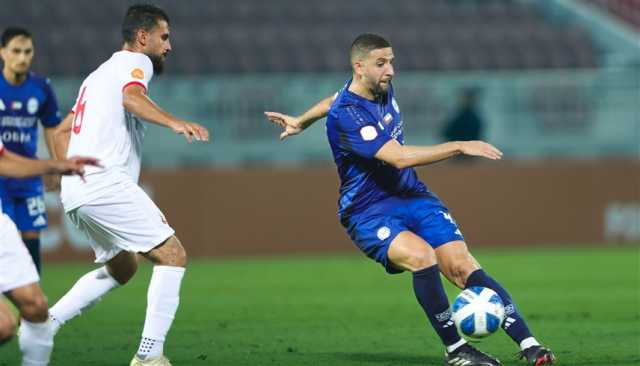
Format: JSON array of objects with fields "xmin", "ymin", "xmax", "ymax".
[
  {"xmin": 518, "ymin": 345, "xmax": 556, "ymax": 365},
  {"xmin": 444, "ymin": 343, "xmax": 501, "ymax": 366}
]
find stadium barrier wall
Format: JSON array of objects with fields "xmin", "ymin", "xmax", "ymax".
[{"xmin": 42, "ymin": 160, "xmax": 639, "ymax": 262}]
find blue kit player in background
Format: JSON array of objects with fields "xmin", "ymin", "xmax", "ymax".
[
  {"xmin": 0, "ymin": 27, "xmax": 62, "ymax": 273},
  {"xmin": 266, "ymin": 34, "xmax": 556, "ymax": 366}
]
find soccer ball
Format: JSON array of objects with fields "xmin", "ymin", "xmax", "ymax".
[{"xmin": 451, "ymin": 286, "xmax": 505, "ymax": 339}]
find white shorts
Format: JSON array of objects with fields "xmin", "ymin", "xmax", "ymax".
[
  {"xmin": 67, "ymin": 180, "xmax": 175, "ymax": 263},
  {"xmin": 0, "ymin": 214, "xmax": 39, "ymax": 293}
]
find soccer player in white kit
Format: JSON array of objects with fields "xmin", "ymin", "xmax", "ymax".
[
  {"xmin": 0, "ymin": 139, "xmax": 98, "ymax": 366},
  {"xmin": 48, "ymin": 4, "xmax": 209, "ymax": 366}
]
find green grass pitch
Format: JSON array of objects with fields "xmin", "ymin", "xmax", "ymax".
[{"xmin": 1, "ymin": 246, "xmax": 638, "ymax": 365}]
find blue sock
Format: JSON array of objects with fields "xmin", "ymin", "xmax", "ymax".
[
  {"xmin": 466, "ymin": 269, "xmax": 533, "ymax": 344},
  {"xmin": 24, "ymin": 238, "xmax": 41, "ymax": 274},
  {"xmin": 413, "ymin": 265, "xmax": 461, "ymax": 347}
]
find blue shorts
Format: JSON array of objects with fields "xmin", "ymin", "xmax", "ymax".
[
  {"xmin": 0, "ymin": 193, "xmax": 48, "ymax": 232},
  {"xmin": 341, "ymin": 195, "xmax": 464, "ymax": 274}
]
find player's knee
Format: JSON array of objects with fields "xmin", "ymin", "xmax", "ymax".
[
  {"xmin": 406, "ymin": 250, "xmax": 437, "ymax": 272},
  {"xmin": 444, "ymin": 262, "xmax": 476, "ymax": 289},
  {"xmin": 19, "ymin": 296, "xmax": 49, "ymax": 323},
  {"xmin": 109, "ymin": 263, "xmax": 138, "ymax": 285},
  {"xmin": 172, "ymin": 244, "xmax": 187, "ymax": 267},
  {"xmin": 0, "ymin": 318, "xmax": 17, "ymax": 345}
]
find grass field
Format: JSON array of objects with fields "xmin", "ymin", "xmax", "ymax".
[{"xmin": 1, "ymin": 246, "xmax": 638, "ymax": 365}]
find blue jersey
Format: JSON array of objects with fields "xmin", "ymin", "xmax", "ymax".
[
  {"xmin": 0, "ymin": 72, "xmax": 61, "ymax": 196},
  {"xmin": 326, "ymin": 79, "xmax": 430, "ymax": 219}
]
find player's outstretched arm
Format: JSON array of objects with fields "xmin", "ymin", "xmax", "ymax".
[
  {"xmin": 375, "ymin": 139, "xmax": 503, "ymax": 169},
  {"xmin": 265, "ymin": 94, "xmax": 334, "ymax": 140},
  {"xmin": 122, "ymin": 84, "xmax": 210, "ymax": 143},
  {"xmin": 0, "ymin": 149, "xmax": 100, "ymax": 179}
]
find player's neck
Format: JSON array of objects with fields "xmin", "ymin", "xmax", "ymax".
[
  {"xmin": 348, "ymin": 80, "xmax": 376, "ymax": 101},
  {"xmin": 2, "ymin": 68, "xmax": 27, "ymax": 86}
]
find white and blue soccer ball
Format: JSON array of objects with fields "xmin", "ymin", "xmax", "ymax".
[{"xmin": 451, "ymin": 286, "xmax": 505, "ymax": 339}]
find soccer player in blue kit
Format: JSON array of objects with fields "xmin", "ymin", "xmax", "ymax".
[
  {"xmin": 0, "ymin": 27, "xmax": 62, "ymax": 273},
  {"xmin": 266, "ymin": 34, "xmax": 555, "ymax": 366}
]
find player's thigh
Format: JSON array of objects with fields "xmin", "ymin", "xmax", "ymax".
[
  {"xmin": 0, "ymin": 217, "xmax": 39, "ymax": 294},
  {"xmin": 387, "ymin": 231, "xmax": 438, "ymax": 272},
  {"xmin": 141, "ymin": 235, "xmax": 186, "ymax": 267},
  {"xmin": 435, "ymin": 240, "xmax": 481, "ymax": 289},
  {"xmin": 344, "ymin": 214, "xmax": 408, "ymax": 274},
  {"xmin": 0, "ymin": 298, "xmax": 17, "ymax": 343},
  {"xmin": 14, "ymin": 194, "xmax": 48, "ymax": 232},
  {"xmin": 411, "ymin": 198, "xmax": 465, "ymax": 251},
  {"xmin": 68, "ymin": 182, "xmax": 175, "ymax": 264},
  {"xmin": 5, "ymin": 283, "xmax": 48, "ymax": 322}
]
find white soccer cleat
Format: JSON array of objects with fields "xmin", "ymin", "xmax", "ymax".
[{"xmin": 129, "ymin": 355, "xmax": 172, "ymax": 366}]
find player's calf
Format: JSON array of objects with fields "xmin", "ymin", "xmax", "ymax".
[{"xmin": 0, "ymin": 302, "xmax": 17, "ymax": 345}]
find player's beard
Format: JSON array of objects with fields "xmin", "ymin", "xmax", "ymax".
[{"xmin": 149, "ymin": 54, "xmax": 165, "ymax": 75}]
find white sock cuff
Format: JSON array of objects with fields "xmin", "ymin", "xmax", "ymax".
[
  {"xmin": 153, "ymin": 265, "xmax": 186, "ymax": 275},
  {"xmin": 96, "ymin": 266, "xmax": 120, "ymax": 287},
  {"xmin": 520, "ymin": 337, "xmax": 541, "ymax": 350},
  {"xmin": 20, "ymin": 318, "xmax": 51, "ymax": 330}
]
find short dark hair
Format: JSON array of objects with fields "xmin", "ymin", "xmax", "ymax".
[
  {"xmin": 122, "ymin": 4, "xmax": 170, "ymax": 44},
  {"xmin": 1, "ymin": 27, "xmax": 32, "ymax": 47},
  {"xmin": 350, "ymin": 33, "xmax": 391, "ymax": 62}
]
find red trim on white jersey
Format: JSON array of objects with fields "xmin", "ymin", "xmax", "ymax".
[
  {"xmin": 122, "ymin": 81, "xmax": 147, "ymax": 93},
  {"xmin": 0, "ymin": 145, "xmax": 5, "ymax": 155}
]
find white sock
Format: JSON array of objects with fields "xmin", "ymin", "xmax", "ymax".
[
  {"xmin": 446, "ymin": 338, "xmax": 467, "ymax": 353},
  {"xmin": 49, "ymin": 266, "xmax": 119, "ymax": 333},
  {"xmin": 136, "ymin": 266, "xmax": 185, "ymax": 359},
  {"xmin": 19, "ymin": 318, "xmax": 54, "ymax": 366},
  {"xmin": 520, "ymin": 337, "xmax": 541, "ymax": 351}
]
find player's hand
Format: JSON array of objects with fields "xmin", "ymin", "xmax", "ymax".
[
  {"xmin": 52, "ymin": 156, "xmax": 102, "ymax": 181},
  {"xmin": 458, "ymin": 141, "xmax": 503, "ymax": 160},
  {"xmin": 171, "ymin": 120, "xmax": 210, "ymax": 143},
  {"xmin": 264, "ymin": 111, "xmax": 304, "ymax": 141}
]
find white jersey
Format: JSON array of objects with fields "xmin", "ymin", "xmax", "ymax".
[{"xmin": 61, "ymin": 51, "xmax": 154, "ymax": 212}]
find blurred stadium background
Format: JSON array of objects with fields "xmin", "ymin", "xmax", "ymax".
[{"xmin": 0, "ymin": 0, "xmax": 639, "ymax": 364}]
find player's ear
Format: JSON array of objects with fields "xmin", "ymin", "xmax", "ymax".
[{"xmin": 136, "ymin": 29, "xmax": 148, "ymax": 47}]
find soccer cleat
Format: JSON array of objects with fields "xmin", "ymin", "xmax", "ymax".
[
  {"xmin": 130, "ymin": 355, "xmax": 172, "ymax": 366},
  {"xmin": 518, "ymin": 346, "xmax": 556, "ymax": 365},
  {"xmin": 444, "ymin": 343, "xmax": 501, "ymax": 366}
]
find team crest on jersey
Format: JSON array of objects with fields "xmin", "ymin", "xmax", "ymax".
[
  {"xmin": 11, "ymin": 101, "xmax": 22, "ymax": 110},
  {"xmin": 27, "ymin": 97, "xmax": 39, "ymax": 115},
  {"xmin": 131, "ymin": 68, "xmax": 144, "ymax": 79},
  {"xmin": 383, "ymin": 113, "xmax": 393, "ymax": 125},
  {"xmin": 392, "ymin": 98, "xmax": 400, "ymax": 113},
  {"xmin": 0, "ymin": 99, "xmax": 4, "ymax": 111},
  {"xmin": 377, "ymin": 226, "xmax": 391, "ymax": 240},
  {"xmin": 360, "ymin": 125, "xmax": 378, "ymax": 141}
]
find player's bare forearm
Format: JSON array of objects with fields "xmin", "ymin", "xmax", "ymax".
[
  {"xmin": 53, "ymin": 113, "xmax": 73, "ymax": 159},
  {"xmin": 123, "ymin": 85, "xmax": 209, "ymax": 143},
  {"xmin": 0, "ymin": 150, "xmax": 62, "ymax": 177},
  {"xmin": 298, "ymin": 95, "xmax": 334, "ymax": 129},
  {"xmin": 375, "ymin": 140, "xmax": 503, "ymax": 169},
  {"xmin": 44, "ymin": 126, "xmax": 58, "ymax": 159},
  {"xmin": 265, "ymin": 94, "xmax": 334, "ymax": 140}
]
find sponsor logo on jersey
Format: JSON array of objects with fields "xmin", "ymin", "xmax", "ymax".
[
  {"xmin": 27, "ymin": 97, "xmax": 39, "ymax": 115},
  {"xmin": 360, "ymin": 125, "xmax": 378, "ymax": 141},
  {"xmin": 131, "ymin": 68, "xmax": 145, "ymax": 79},
  {"xmin": 11, "ymin": 101, "xmax": 22, "ymax": 110}
]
